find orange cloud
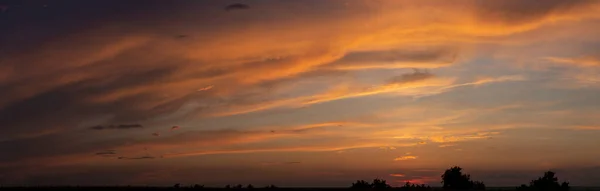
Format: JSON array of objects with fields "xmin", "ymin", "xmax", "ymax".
[
  {"xmin": 545, "ymin": 56, "xmax": 600, "ymax": 67},
  {"xmin": 389, "ymin": 173, "xmax": 406, "ymax": 177},
  {"xmin": 438, "ymin": 144, "xmax": 456, "ymax": 148},
  {"xmin": 3, "ymin": 0, "xmax": 595, "ymax": 142},
  {"xmin": 301, "ymin": 72, "xmax": 455, "ymax": 106},
  {"xmin": 394, "ymin": 156, "xmax": 418, "ymax": 161},
  {"xmin": 569, "ymin": 126, "xmax": 600, "ymax": 131},
  {"xmin": 396, "ymin": 176, "xmax": 438, "ymax": 185},
  {"xmin": 323, "ymin": 48, "xmax": 457, "ymax": 70}
]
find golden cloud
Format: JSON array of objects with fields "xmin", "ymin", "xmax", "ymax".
[
  {"xmin": 545, "ymin": 56, "xmax": 600, "ymax": 67},
  {"xmin": 394, "ymin": 156, "xmax": 418, "ymax": 161}
]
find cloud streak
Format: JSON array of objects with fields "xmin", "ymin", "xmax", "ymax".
[
  {"xmin": 394, "ymin": 156, "xmax": 418, "ymax": 161},
  {"xmin": 89, "ymin": 124, "xmax": 144, "ymax": 130}
]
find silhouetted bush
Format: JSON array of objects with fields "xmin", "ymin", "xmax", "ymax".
[
  {"xmin": 193, "ymin": 184, "xmax": 204, "ymax": 189},
  {"xmin": 173, "ymin": 183, "xmax": 181, "ymax": 188},
  {"xmin": 351, "ymin": 180, "xmax": 372, "ymax": 189},
  {"xmin": 400, "ymin": 182, "xmax": 432, "ymax": 191},
  {"xmin": 472, "ymin": 181, "xmax": 486, "ymax": 190},
  {"xmin": 264, "ymin": 184, "xmax": 278, "ymax": 189},
  {"xmin": 516, "ymin": 171, "xmax": 570, "ymax": 191},
  {"xmin": 372, "ymin": 179, "xmax": 392, "ymax": 189},
  {"xmin": 350, "ymin": 179, "xmax": 391, "ymax": 189},
  {"xmin": 247, "ymin": 184, "xmax": 254, "ymax": 189},
  {"xmin": 441, "ymin": 166, "xmax": 485, "ymax": 190}
]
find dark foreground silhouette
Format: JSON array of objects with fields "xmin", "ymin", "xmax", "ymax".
[{"xmin": 1, "ymin": 166, "xmax": 591, "ymax": 191}]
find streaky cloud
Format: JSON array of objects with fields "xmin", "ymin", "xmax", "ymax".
[{"xmin": 89, "ymin": 124, "xmax": 143, "ymax": 130}]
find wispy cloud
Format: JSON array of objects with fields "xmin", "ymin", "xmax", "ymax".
[
  {"xmin": 545, "ymin": 56, "xmax": 600, "ymax": 67},
  {"xmin": 323, "ymin": 49, "xmax": 457, "ymax": 70},
  {"xmin": 394, "ymin": 156, "xmax": 418, "ymax": 161},
  {"xmin": 117, "ymin": 156, "xmax": 156, "ymax": 160},
  {"xmin": 438, "ymin": 144, "xmax": 456, "ymax": 148},
  {"xmin": 260, "ymin": 161, "xmax": 302, "ymax": 166},
  {"xmin": 569, "ymin": 126, "xmax": 600, "ymax": 131},
  {"xmin": 395, "ymin": 176, "xmax": 438, "ymax": 185},
  {"xmin": 95, "ymin": 150, "xmax": 116, "ymax": 156},
  {"xmin": 89, "ymin": 124, "xmax": 143, "ymax": 130},
  {"xmin": 389, "ymin": 173, "xmax": 406, "ymax": 177},
  {"xmin": 301, "ymin": 71, "xmax": 453, "ymax": 106}
]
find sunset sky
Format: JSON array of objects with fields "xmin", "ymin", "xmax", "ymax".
[{"xmin": 1, "ymin": 0, "xmax": 600, "ymax": 187}]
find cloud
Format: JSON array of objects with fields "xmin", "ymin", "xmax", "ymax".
[
  {"xmin": 89, "ymin": 124, "xmax": 143, "ymax": 130},
  {"xmin": 472, "ymin": 0, "xmax": 598, "ymax": 26},
  {"xmin": 545, "ymin": 56, "xmax": 600, "ymax": 67},
  {"xmin": 410, "ymin": 75, "xmax": 527, "ymax": 99},
  {"xmin": 569, "ymin": 126, "xmax": 600, "ymax": 130},
  {"xmin": 395, "ymin": 176, "xmax": 438, "ymax": 185},
  {"xmin": 394, "ymin": 156, "xmax": 417, "ymax": 161},
  {"xmin": 0, "ymin": 0, "xmax": 595, "ymax": 142},
  {"xmin": 95, "ymin": 150, "xmax": 117, "ymax": 156},
  {"xmin": 323, "ymin": 48, "xmax": 457, "ymax": 70},
  {"xmin": 389, "ymin": 173, "xmax": 406, "ymax": 177},
  {"xmin": 438, "ymin": 144, "xmax": 456, "ymax": 148},
  {"xmin": 260, "ymin": 161, "xmax": 302, "ymax": 166},
  {"xmin": 203, "ymin": 70, "xmax": 447, "ymax": 117},
  {"xmin": 300, "ymin": 71, "xmax": 451, "ymax": 105},
  {"xmin": 428, "ymin": 132, "xmax": 498, "ymax": 143},
  {"xmin": 451, "ymin": 75, "xmax": 527, "ymax": 88},
  {"xmin": 386, "ymin": 70, "xmax": 435, "ymax": 85},
  {"xmin": 0, "ymin": 120, "xmax": 384, "ymax": 165},
  {"xmin": 118, "ymin": 156, "xmax": 156, "ymax": 160},
  {"xmin": 225, "ymin": 3, "xmax": 250, "ymax": 11}
]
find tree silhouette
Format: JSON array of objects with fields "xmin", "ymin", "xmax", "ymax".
[
  {"xmin": 247, "ymin": 184, "xmax": 254, "ymax": 189},
  {"xmin": 371, "ymin": 179, "xmax": 392, "ymax": 189},
  {"xmin": 350, "ymin": 179, "xmax": 391, "ymax": 189},
  {"xmin": 441, "ymin": 166, "xmax": 485, "ymax": 190},
  {"xmin": 351, "ymin": 180, "xmax": 372, "ymax": 189},
  {"xmin": 472, "ymin": 181, "xmax": 486, "ymax": 190},
  {"xmin": 400, "ymin": 182, "xmax": 432, "ymax": 191},
  {"xmin": 193, "ymin": 184, "xmax": 204, "ymax": 189},
  {"xmin": 516, "ymin": 171, "xmax": 570, "ymax": 191},
  {"xmin": 265, "ymin": 184, "xmax": 278, "ymax": 189}
]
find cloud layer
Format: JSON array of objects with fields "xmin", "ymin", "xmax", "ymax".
[{"xmin": 1, "ymin": 0, "xmax": 600, "ymax": 186}]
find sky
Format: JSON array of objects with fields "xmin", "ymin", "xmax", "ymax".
[{"xmin": 1, "ymin": 0, "xmax": 600, "ymax": 187}]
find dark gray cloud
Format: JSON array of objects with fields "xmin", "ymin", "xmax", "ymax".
[
  {"xmin": 118, "ymin": 156, "xmax": 156, "ymax": 160},
  {"xmin": 387, "ymin": 70, "xmax": 435, "ymax": 84},
  {"xmin": 323, "ymin": 48, "xmax": 456, "ymax": 70},
  {"xmin": 90, "ymin": 124, "xmax": 144, "ymax": 130},
  {"xmin": 386, "ymin": 70, "xmax": 435, "ymax": 85},
  {"xmin": 95, "ymin": 150, "xmax": 117, "ymax": 156},
  {"xmin": 261, "ymin": 161, "xmax": 302, "ymax": 165},
  {"xmin": 473, "ymin": 0, "xmax": 595, "ymax": 25},
  {"xmin": 225, "ymin": 3, "xmax": 250, "ymax": 11},
  {"xmin": 0, "ymin": 132, "xmax": 128, "ymax": 163}
]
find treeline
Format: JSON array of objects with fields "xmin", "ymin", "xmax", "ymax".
[
  {"xmin": 1, "ymin": 166, "xmax": 572, "ymax": 191},
  {"xmin": 348, "ymin": 166, "xmax": 570, "ymax": 191},
  {"xmin": 169, "ymin": 166, "xmax": 571, "ymax": 191}
]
